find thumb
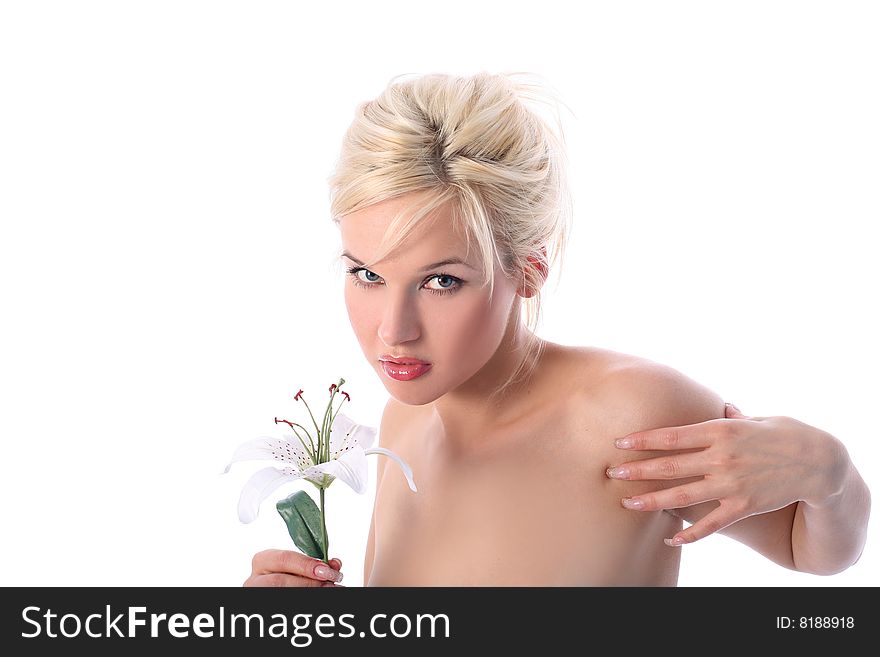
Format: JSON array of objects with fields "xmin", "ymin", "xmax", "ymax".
[{"xmin": 724, "ymin": 402, "xmax": 746, "ymax": 418}]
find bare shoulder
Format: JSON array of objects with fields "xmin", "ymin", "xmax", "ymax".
[
  {"xmin": 378, "ymin": 397, "xmax": 400, "ymax": 458},
  {"xmin": 376, "ymin": 395, "xmax": 423, "ymax": 462},
  {"xmin": 551, "ymin": 343, "xmax": 729, "ymax": 518},
  {"xmin": 604, "ymin": 350, "xmax": 726, "ymax": 432},
  {"xmin": 554, "ymin": 343, "xmax": 727, "ymax": 440}
]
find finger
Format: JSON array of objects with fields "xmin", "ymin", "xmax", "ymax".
[
  {"xmin": 329, "ymin": 558, "xmax": 342, "ymax": 570},
  {"xmin": 245, "ymin": 573, "xmax": 330, "ymax": 588},
  {"xmin": 606, "ymin": 451, "xmax": 708, "ymax": 480},
  {"xmin": 614, "ymin": 419, "xmax": 723, "ymax": 451},
  {"xmin": 620, "ymin": 480, "xmax": 718, "ymax": 512},
  {"xmin": 663, "ymin": 501, "xmax": 745, "ymax": 546},
  {"xmin": 724, "ymin": 402, "xmax": 746, "ymax": 418},
  {"xmin": 253, "ymin": 549, "xmax": 342, "ymax": 581}
]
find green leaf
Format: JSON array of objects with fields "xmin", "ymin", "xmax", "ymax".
[{"xmin": 276, "ymin": 490, "xmax": 325, "ymax": 560}]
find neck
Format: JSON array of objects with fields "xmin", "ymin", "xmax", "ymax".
[{"xmin": 429, "ymin": 315, "xmax": 545, "ymax": 444}]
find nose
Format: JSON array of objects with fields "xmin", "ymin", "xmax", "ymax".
[{"xmin": 377, "ymin": 290, "xmax": 421, "ymax": 347}]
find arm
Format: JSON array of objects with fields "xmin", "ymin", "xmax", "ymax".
[
  {"xmin": 671, "ymin": 415, "xmax": 869, "ymax": 575},
  {"xmin": 784, "ymin": 424, "xmax": 870, "ymax": 575},
  {"xmin": 604, "ymin": 362, "xmax": 871, "ymax": 575}
]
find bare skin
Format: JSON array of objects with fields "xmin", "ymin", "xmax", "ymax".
[
  {"xmin": 243, "ymin": 192, "xmax": 869, "ymax": 586},
  {"xmin": 244, "ymin": 336, "xmax": 869, "ymax": 586},
  {"xmin": 365, "ymin": 341, "xmax": 728, "ymax": 586}
]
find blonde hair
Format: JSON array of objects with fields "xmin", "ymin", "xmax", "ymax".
[{"xmin": 327, "ymin": 71, "xmax": 574, "ymax": 404}]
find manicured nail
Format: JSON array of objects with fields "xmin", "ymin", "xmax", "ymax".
[
  {"xmin": 621, "ymin": 497, "xmax": 644, "ymax": 510},
  {"xmin": 664, "ymin": 536, "xmax": 685, "ymax": 547},
  {"xmin": 615, "ymin": 437, "xmax": 633, "ymax": 449},
  {"xmin": 606, "ymin": 466, "xmax": 629, "ymax": 479},
  {"xmin": 314, "ymin": 564, "xmax": 343, "ymax": 582}
]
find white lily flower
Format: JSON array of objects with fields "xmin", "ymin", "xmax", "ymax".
[{"xmin": 225, "ymin": 412, "xmax": 417, "ymax": 524}]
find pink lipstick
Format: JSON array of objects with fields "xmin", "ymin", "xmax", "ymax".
[{"xmin": 379, "ymin": 355, "xmax": 432, "ymax": 381}]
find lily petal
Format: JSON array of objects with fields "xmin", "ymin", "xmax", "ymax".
[
  {"xmin": 348, "ymin": 420, "xmax": 377, "ymax": 450},
  {"xmin": 222, "ymin": 433, "xmax": 313, "ymax": 474},
  {"xmin": 237, "ymin": 466, "xmax": 304, "ymax": 523},
  {"xmin": 365, "ymin": 447, "xmax": 418, "ymax": 492},
  {"xmin": 307, "ymin": 445, "xmax": 369, "ymax": 494},
  {"xmin": 328, "ymin": 413, "xmax": 377, "ymax": 456}
]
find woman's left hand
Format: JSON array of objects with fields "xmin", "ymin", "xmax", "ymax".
[{"xmin": 606, "ymin": 403, "xmax": 849, "ymax": 546}]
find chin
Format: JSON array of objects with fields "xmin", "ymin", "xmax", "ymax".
[
  {"xmin": 375, "ymin": 369, "xmax": 442, "ymax": 406},
  {"xmin": 385, "ymin": 386, "xmax": 440, "ymax": 407}
]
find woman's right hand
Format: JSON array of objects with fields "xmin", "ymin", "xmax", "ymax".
[{"xmin": 244, "ymin": 549, "xmax": 345, "ymax": 587}]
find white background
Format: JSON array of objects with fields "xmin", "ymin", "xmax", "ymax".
[{"xmin": 1, "ymin": 1, "xmax": 877, "ymax": 587}]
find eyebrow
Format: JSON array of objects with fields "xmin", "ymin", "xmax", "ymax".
[{"xmin": 341, "ymin": 251, "xmax": 477, "ymax": 272}]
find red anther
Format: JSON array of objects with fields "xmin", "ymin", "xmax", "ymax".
[
  {"xmin": 329, "ymin": 384, "xmax": 337, "ymax": 393},
  {"xmin": 275, "ymin": 417, "xmax": 295, "ymax": 429},
  {"xmin": 294, "ymin": 389, "xmax": 304, "ymax": 401},
  {"xmin": 341, "ymin": 391, "xmax": 350, "ymax": 402}
]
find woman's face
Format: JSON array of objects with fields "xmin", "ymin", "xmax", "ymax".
[{"xmin": 339, "ymin": 193, "xmax": 520, "ymax": 406}]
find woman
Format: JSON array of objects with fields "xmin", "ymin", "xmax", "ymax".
[{"xmin": 245, "ymin": 71, "xmax": 870, "ymax": 586}]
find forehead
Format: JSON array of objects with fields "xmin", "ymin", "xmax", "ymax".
[{"xmin": 339, "ymin": 194, "xmax": 470, "ymax": 264}]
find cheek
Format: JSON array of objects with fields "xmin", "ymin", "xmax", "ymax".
[
  {"xmin": 343, "ymin": 287, "xmax": 374, "ymax": 337},
  {"xmin": 433, "ymin": 294, "xmax": 506, "ymax": 353}
]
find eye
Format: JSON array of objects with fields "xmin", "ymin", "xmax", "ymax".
[
  {"xmin": 424, "ymin": 274, "xmax": 460, "ymax": 295},
  {"xmin": 348, "ymin": 267, "xmax": 381, "ymax": 286},
  {"xmin": 345, "ymin": 266, "xmax": 463, "ymax": 296}
]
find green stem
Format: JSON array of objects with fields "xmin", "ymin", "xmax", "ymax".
[
  {"xmin": 330, "ymin": 397, "xmax": 345, "ymax": 428},
  {"xmin": 319, "ymin": 486, "xmax": 329, "ymax": 564},
  {"xmin": 321, "ymin": 390, "xmax": 338, "ymax": 462},
  {"xmin": 321, "ymin": 379, "xmax": 346, "ymax": 462},
  {"xmin": 299, "ymin": 397, "xmax": 324, "ymax": 444}
]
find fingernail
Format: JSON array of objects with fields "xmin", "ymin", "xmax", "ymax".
[
  {"xmin": 664, "ymin": 536, "xmax": 685, "ymax": 547},
  {"xmin": 615, "ymin": 437, "xmax": 634, "ymax": 449},
  {"xmin": 314, "ymin": 564, "xmax": 343, "ymax": 582},
  {"xmin": 621, "ymin": 497, "xmax": 644, "ymax": 510},
  {"xmin": 606, "ymin": 466, "xmax": 629, "ymax": 479}
]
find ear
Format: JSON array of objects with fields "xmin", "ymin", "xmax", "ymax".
[{"xmin": 519, "ymin": 246, "xmax": 548, "ymax": 299}]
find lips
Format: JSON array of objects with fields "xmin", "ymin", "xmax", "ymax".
[
  {"xmin": 379, "ymin": 354, "xmax": 431, "ymax": 366},
  {"xmin": 379, "ymin": 358, "xmax": 432, "ymax": 382}
]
